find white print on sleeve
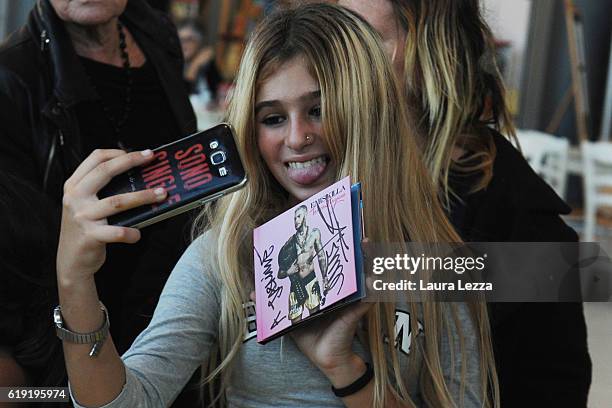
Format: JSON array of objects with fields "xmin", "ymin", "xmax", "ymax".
[
  {"xmin": 244, "ymin": 301, "xmax": 257, "ymax": 342},
  {"xmin": 390, "ymin": 310, "xmax": 424, "ymax": 355}
]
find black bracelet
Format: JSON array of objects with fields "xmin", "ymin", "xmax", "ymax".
[{"xmin": 331, "ymin": 362, "xmax": 374, "ymax": 398}]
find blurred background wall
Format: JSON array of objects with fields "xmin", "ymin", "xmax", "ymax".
[{"xmin": 519, "ymin": 0, "xmax": 611, "ymax": 143}]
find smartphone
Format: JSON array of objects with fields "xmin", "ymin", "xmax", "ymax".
[{"xmin": 98, "ymin": 123, "xmax": 247, "ymax": 228}]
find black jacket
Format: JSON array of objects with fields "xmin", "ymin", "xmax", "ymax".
[
  {"xmin": 450, "ymin": 132, "xmax": 591, "ymax": 407},
  {"xmin": 0, "ymin": 0, "xmax": 197, "ymax": 393},
  {"xmin": 0, "ymin": 0, "xmax": 196, "ymax": 199}
]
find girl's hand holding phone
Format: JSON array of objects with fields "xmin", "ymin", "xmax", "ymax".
[{"xmin": 56, "ymin": 149, "xmax": 167, "ymax": 286}]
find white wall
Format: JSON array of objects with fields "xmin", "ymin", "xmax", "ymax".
[{"xmin": 482, "ymin": 0, "xmax": 532, "ymax": 91}]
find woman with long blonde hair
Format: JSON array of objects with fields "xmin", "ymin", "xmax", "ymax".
[
  {"xmin": 333, "ymin": 0, "xmax": 591, "ymax": 406},
  {"xmin": 56, "ymin": 3, "xmax": 497, "ymax": 407}
]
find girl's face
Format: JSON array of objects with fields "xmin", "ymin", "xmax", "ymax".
[
  {"xmin": 255, "ymin": 57, "xmax": 335, "ymax": 203},
  {"xmin": 338, "ymin": 0, "xmax": 406, "ymax": 76}
]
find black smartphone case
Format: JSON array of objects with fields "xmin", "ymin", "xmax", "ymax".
[{"xmin": 98, "ymin": 123, "xmax": 247, "ymax": 228}]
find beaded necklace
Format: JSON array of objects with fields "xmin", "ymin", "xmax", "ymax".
[{"xmin": 92, "ymin": 21, "xmax": 132, "ymax": 150}]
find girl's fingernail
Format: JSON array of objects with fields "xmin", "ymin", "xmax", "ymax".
[
  {"xmin": 154, "ymin": 188, "xmax": 166, "ymax": 197},
  {"xmin": 141, "ymin": 149, "xmax": 153, "ymax": 157}
]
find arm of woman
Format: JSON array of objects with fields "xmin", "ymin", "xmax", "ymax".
[
  {"xmin": 58, "ymin": 149, "xmax": 161, "ymax": 406},
  {"xmin": 185, "ymin": 47, "xmax": 215, "ymax": 83},
  {"xmin": 70, "ymin": 235, "xmax": 221, "ymax": 408},
  {"xmin": 57, "ymin": 150, "xmax": 220, "ymax": 407},
  {"xmin": 0, "ymin": 348, "xmax": 28, "ymax": 387}
]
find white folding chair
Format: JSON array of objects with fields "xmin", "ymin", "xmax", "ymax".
[
  {"xmin": 581, "ymin": 141, "xmax": 612, "ymax": 242},
  {"xmin": 516, "ymin": 130, "xmax": 570, "ymax": 199}
]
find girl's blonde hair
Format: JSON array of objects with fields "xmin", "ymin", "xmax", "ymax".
[
  {"xmin": 394, "ymin": 0, "xmax": 516, "ymax": 201},
  {"xmin": 195, "ymin": 3, "xmax": 497, "ymax": 407}
]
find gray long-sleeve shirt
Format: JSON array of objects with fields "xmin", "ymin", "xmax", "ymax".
[{"xmin": 71, "ymin": 234, "xmax": 483, "ymax": 407}]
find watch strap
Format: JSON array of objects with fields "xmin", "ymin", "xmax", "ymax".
[{"xmin": 53, "ymin": 302, "xmax": 110, "ymax": 357}]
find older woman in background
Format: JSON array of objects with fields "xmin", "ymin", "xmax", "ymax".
[
  {"xmin": 330, "ymin": 0, "xmax": 592, "ymax": 406},
  {"xmin": 0, "ymin": 1, "xmax": 198, "ymax": 406}
]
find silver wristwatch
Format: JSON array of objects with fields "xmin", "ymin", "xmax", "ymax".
[{"xmin": 53, "ymin": 302, "xmax": 110, "ymax": 357}]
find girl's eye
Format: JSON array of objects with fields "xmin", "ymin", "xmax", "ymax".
[
  {"xmin": 261, "ymin": 115, "xmax": 285, "ymax": 126},
  {"xmin": 309, "ymin": 105, "xmax": 321, "ymax": 118}
]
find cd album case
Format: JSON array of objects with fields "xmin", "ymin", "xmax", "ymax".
[{"xmin": 253, "ymin": 176, "xmax": 365, "ymax": 344}]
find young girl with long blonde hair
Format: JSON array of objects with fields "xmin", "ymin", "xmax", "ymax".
[{"xmin": 56, "ymin": 3, "xmax": 497, "ymax": 407}]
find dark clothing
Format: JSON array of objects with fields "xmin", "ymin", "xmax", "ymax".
[
  {"xmin": 77, "ymin": 57, "xmax": 182, "ymax": 154},
  {"xmin": 0, "ymin": 0, "xmax": 195, "ymax": 199},
  {"xmin": 449, "ymin": 131, "xmax": 591, "ymax": 407},
  {"xmin": 0, "ymin": 172, "xmax": 65, "ymax": 389},
  {"xmin": 0, "ymin": 0, "xmax": 197, "ymax": 395}
]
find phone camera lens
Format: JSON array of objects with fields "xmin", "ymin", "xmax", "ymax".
[
  {"xmin": 211, "ymin": 151, "xmax": 226, "ymax": 165},
  {"xmin": 210, "ymin": 140, "xmax": 219, "ymax": 149}
]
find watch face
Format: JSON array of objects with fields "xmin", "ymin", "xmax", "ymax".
[{"xmin": 53, "ymin": 306, "xmax": 62, "ymax": 326}]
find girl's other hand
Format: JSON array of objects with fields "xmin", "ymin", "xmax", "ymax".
[{"xmin": 290, "ymin": 301, "xmax": 372, "ymax": 385}]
